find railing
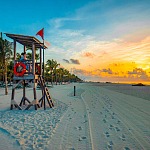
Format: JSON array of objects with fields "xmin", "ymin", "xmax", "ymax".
[{"xmin": 14, "ymin": 60, "xmax": 41, "ymax": 75}]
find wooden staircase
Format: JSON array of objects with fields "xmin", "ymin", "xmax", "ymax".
[{"xmin": 38, "ymin": 75, "xmax": 54, "ymax": 109}]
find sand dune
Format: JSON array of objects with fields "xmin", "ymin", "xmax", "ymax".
[{"xmin": 0, "ymin": 83, "xmax": 150, "ymax": 150}]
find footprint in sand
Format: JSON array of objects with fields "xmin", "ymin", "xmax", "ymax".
[
  {"xmin": 120, "ymin": 134, "xmax": 126, "ymax": 141},
  {"xmin": 107, "ymin": 141, "xmax": 113, "ymax": 150},
  {"xmin": 103, "ymin": 119, "xmax": 107, "ymax": 123},
  {"xmin": 112, "ymin": 112, "xmax": 115, "ymax": 115},
  {"xmin": 78, "ymin": 126, "xmax": 82, "ymax": 130},
  {"xmin": 115, "ymin": 127, "xmax": 120, "ymax": 132},
  {"xmin": 83, "ymin": 115, "xmax": 86, "ymax": 118},
  {"xmin": 105, "ymin": 109, "xmax": 109, "ymax": 113},
  {"xmin": 104, "ymin": 131, "xmax": 110, "ymax": 138},
  {"xmin": 124, "ymin": 147, "xmax": 130, "ymax": 150},
  {"xmin": 78, "ymin": 136, "xmax": 86, "ymax": 141},
  {"xmin": 83, "ymin": 120, "xmax": 88, "ymax": 123},
  {"xmin": 111, "ymin": 116, "xmax": 115, "ymax": 119},
  {"xmin": 109, "ymin": 124, "xmax": 114, "ymax": 130},
  {"xmin": 109, "ymin": 105, "xmax": 112, "ymax": 108},
  {"xmin": 107, "ymin": 144, "xmax": 113, "ymax": 150},
  {"xmin": 108, "ymin": 141, "xmax": 113, "ymax": 146},
  {"xmin": 117, "ymin": 120, "xmax": 121, "ymax": 124},
  {"xmin": 68, "ymin": 148, "xmax": 75, "ymax": 150},
  {"xmin": 74, "ymin": 126, "xmax": 82, "ymax": 131},
  {"xmin": 110, "ymin": 124, "xmax": 113, "ymax": 128}
]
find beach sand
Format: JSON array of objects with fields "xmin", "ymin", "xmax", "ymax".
[{"xmin": 0, "ymin": 82, "xmax": 150, "ymax": 150}]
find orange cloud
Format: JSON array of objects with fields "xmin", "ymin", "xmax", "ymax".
[
  {"xmin": 82, "ymin": 52, "xmax": 95, "ymax": 58},
  {"xmin": 66, "ymin": 35, "xmax": 150, "ymax": 83},
  {"xmin": 72, "ymin": 61, "xmax": 150, "ymax": 83}
]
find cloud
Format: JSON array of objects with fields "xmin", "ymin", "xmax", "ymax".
[
  {"xmin": 44, "ymin": 40, "xmax": 51, "ymax": 47},
  {"xmin": 128, "ymin": 68, "xmax": 145, "ymax": 75},
  {"xmin": 72, "ymin": 68, "xmax": 91, "ymax": 75},
  {"xmin": 63, "ymin": 59, "xmax": 70, "ymax": 64},
  {"xmin": 101, "ymin": 68, "xmax": 113, "ymax": 74},
  {"xmin": 49, "ymin": 17, "xmax": 82, "ymax": 29},
  {"xmin": 123, "ymin": 67, "xmax": 150, "ymax": 81},
  {"xmin": 82, "ymin": 52, "xmax": 95, "ymax": 58},
  {"xmin": 62, "ymin": 58, "xmax": 80, "ymax": 65},
  {"xmin": 70, "ymin": 59, "xmax": 80, "ymax": 65}
]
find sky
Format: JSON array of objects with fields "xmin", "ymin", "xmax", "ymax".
[{"xmin": 0, "ymin": 0, "xmax": 150, "ymax": 84}]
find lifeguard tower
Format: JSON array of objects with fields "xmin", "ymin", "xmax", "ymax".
[{"xmin": 5, "ymin": 33, "xmax": 54, "ymax": 110}]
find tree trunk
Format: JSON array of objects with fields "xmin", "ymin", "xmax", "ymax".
[
  {"xmin": 4, "ymin": 60, "xmax": 8, "ymax": 95},
  {"xmin": 56, "ymin": 74, "xmax": 57, "ymax": 85},
  {"xmin": 55, "ymin": 68, "xmax": 57, "ymax": 85},
  {"xmin": 51, "ymin": 73, "xmax": 53, "ymax": 86}
]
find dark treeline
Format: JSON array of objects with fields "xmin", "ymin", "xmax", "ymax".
[{"xmin": 45, "ymin": 59, "xmax": 81, "ymax": 85}]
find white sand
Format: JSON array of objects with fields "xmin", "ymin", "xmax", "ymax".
[{"xmin": 0, "ymin": 83, "xmax": 150, "ymax": 150}]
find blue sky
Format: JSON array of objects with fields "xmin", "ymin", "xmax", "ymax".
[
  {"xmin": 1, "ymin": 0, "xmax": 149, "ymax": 37},
  {"xmin": 1, "ymin": 0, "xmax": 150, "ymax": 83},
  {"xmin": 0, "ymin": 0, "xmax": 90, "ymax": 33}
]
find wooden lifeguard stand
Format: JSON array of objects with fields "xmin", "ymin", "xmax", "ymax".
[{"xmin": 5, "ymin": 33, "xmax": 54, "ymax": 110}]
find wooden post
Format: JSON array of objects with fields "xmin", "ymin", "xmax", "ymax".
[
  {"xmin": 14, "ymin": 40, "xmax": 16, "ymax": 61},
  {"xmin": 41, "ymin": 44, "xmax": 46, "ymax": 109},
  {"xmin": 24, "ymin": 45, "xmax": 26, "ymax": 53},
  {"xmin": 4, "ymin": 59, "xmax": 8, "ymax": 95},
  {"xmin": 74, "ymin": 86, "xmax": 76, "ymax": 96},
  {"xmin": 32, "ymin": 42, "xmax": 35, "ymax": 75},
  {"xmin": 43, "ymin": 42, "xmax": 45, "ymax": 77},
  {"xmin": 33, "ymin": 87, "xmax": 37, "ymax": 110},
  {"xmin": 40, "ymin": 47, "xmax": 42, "ymax": 75},
  {"xmin": 23, "ymin": 80, "xmax": 25, "ymax": 105},
  {"xmin": 10, "ymin": 89, "xmax": 15, "ymax": 110}
]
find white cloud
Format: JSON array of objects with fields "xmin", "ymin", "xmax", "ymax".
[{"xmin": 48, "ymin": 17, "xmax": 82, "ymax": 29}]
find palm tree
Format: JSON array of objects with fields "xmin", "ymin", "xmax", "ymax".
[
  {"xmin": 54, "ymin": 63, "xmax": 60, "ymax": 85},
  {"xmin": 57, "ymin": 68, "xmax": 64, "ymax": 84},
  {"xmin": 7, "ymin": 60, "xmax": 13, "ymax": 84},
  {"xmin": 0, "ymin": 37, "xmax": 13, "ymax": 95},
  {"xmin": 35, "ymin": 53, "xmax": 40, "ymax": 62},
  {"xmin": 62, "ymin": 69, "xmax": 70, "ymax": 82},
  {"xmin": 46, "ymin": 59, "xmax": 59, "ymax": 85},
  {"xmin": 26, "ymin": 52, "xmax": 39, "ymax": 62},
  {"xmin": 26, "ymin": 52, "xmax": 32, "ymax": 60},
  {"xmin": 46, "ymin": 59, "xmax": 53, "ymax": 84},
  {"xmin": 45, "ymin": 59, "xmax": 81, "ymax": 84},
  {"xmin": 16, "ymin": 52, "xmax": 21, "ymax": 60}
]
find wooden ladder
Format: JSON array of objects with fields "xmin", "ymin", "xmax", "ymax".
[{"xmin": 38, "ymin": 75, "xmax": 54, "ymax": 108}]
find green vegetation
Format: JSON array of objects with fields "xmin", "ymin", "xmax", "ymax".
[
  {"xmin": 0, "ymin": 36, "xmax": 13, "ymax": 94},
  {"xmin": 45, "ymin": 59, "xmax": 81, "ymax": 85}
]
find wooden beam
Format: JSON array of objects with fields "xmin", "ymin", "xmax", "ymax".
[
  {"xmin": 40, "ymin": 47, "xmax": 42, "ymax": 75},
  {"xmin": 5, "ymin": 33, "xmax": 47, "ymax": 49},
  {"xmin": 32, "ymin": 42, "xmax": 35, "ymax": 75},
  {"xmin": 24, "ymin": 45, "xmax": 26, "ymax": 53},
  {"xmin": 14, "ymin": 40, "xmax": 16, "ymax": 61}
]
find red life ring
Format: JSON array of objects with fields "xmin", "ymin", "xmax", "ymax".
[{"xmin": 14, "ymin": 62, "xmax": 26, "ymax": 76}]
